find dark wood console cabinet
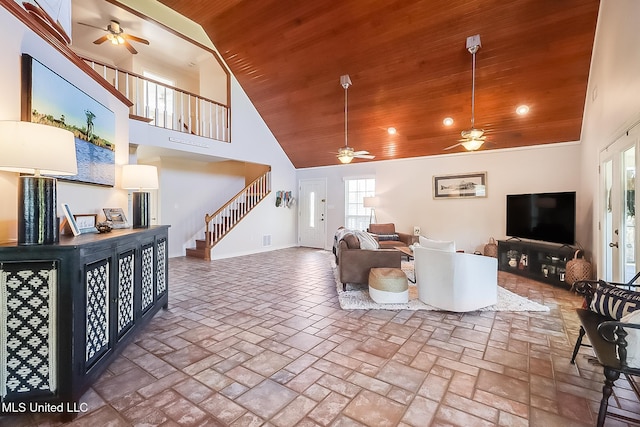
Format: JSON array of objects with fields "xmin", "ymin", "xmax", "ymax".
[
  {"xmin": 497, "ymin": 239, "xmax": 575, "ymax": 287},
  {"xmin": 0, "ymin": 226, "xmax": 169, "ymax": 414}
]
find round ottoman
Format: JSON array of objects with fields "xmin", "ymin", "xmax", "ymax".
[{"xmin": 368, "ymin": 267, "xmax": 409, "ymax": 304}]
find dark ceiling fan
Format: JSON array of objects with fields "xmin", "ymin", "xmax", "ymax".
[{"xmin": 79, "ymin": 20, "xmax": 149, "ymax": 54}]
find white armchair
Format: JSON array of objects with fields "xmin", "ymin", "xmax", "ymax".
[{"xmin": 414, "ymin": 243, "xmax": 498, "ymax": 312}]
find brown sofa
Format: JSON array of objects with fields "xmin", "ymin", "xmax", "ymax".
[
  {"xmin": 335, "ymin": 230, "xmax": 401, "ymax": 291},
  {"xmin": 367, "ymin": 223, "xmax": 415, "ymax": 249}
]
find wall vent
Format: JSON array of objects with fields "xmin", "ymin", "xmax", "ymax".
[{"xmin": 263, "ymin": 235, "xmax": 272, "ymax": 247}]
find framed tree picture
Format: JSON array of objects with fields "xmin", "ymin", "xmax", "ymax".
[{"xmin": 21, "ymin": 54, "xmax": 116, "ymax": 186}]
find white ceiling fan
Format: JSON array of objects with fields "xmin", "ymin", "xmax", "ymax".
[
  {"xmin": 444, "ymin": 34, "xmax": 487, "ymax": 152},
  {"xmin": 336, "ymin": 74, "xmax": 374, "ymax": 164}
]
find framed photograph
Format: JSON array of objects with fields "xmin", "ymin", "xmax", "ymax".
[
  {"xmin": 103, "ymin": 208, "xmax": 128, "ymax": 229},
  {"xmin": 22, "ymin": 54, "xmax": 115, "ymax": 186},
  {"xmin": 61, "ymin": 203, "xmax": 80, "ymax": 236},
  {"xmin": 73, "ymin": 214, "xmax": 98, "ymax": 234},
  {"xmin": 433, "ymin": 172, "xmax": 487, "ymax": 199}
]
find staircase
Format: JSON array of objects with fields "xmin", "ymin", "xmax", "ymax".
[{"xmin": 186, "ymin": 168, "xmax": 271, "ymax": 260}]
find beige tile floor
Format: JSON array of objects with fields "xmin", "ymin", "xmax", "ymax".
[{"xmin": 3, "ymin": 247, "xmax": 640, "ymax": 426}]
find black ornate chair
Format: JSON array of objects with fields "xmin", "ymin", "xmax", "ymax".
[{"xmin": 571, "ymin": 276, "xmax": 640, "ymax": 426}]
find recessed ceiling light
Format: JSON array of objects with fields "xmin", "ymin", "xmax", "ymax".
[
  {"xmin": 443, "ymin": 117, "xmax": 454, "ymax": 126},
  {"xmin": 516, "ymin": 105, "xmax": 530, "ymax": 115},
  {"xmin": 387, "ymin": 127, "xmax": 397, "ymax": 135}
]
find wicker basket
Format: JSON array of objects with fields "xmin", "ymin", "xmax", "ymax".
[
  {"xmin": 565, "ymin": 249, "xmax": 592, "ymax": 285},
  {"xmin": 483, "ymin": 237, "xmax": 498, "ymax": 258}
]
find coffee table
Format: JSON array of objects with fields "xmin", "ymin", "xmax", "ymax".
[{"xmin": 394, "ymin": 246, "xmax": 414, "ymax": 261}]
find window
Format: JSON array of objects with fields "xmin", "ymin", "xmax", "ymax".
[
  {"xmin": 344, "ymin": 178, "xmax": 375, "ymax": 230},
  {"xmin": 143, "ymin": 71, "xmax": 174, "ymax": 128}
]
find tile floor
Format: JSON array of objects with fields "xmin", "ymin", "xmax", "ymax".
[{"xmin": 2, "ymin": 247, "xmax": 640, "ymax": 426}]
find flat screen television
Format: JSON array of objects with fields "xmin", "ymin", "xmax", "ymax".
[{"xmin": 506, "ymin": 192, "xmax": 576, "ymax": 245}]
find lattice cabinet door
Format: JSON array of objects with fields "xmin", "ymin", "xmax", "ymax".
[
  {"xmin": 117, "ymin": 250, "xmax": 135, "ymax": 339},
  {"xmin": 141, "ymin": 243, "xmax": 154, "ymax": 313},
  {"xmin": 156, "ymin": 238, "xmax": 167, "ymax": 299},
  {"xmin": 0, "ymin": 261, "xmax": 57, "ymax": 400},
  {"xmin": 85, "ymin": 258, "xmax": 111, "ymax": 369}
]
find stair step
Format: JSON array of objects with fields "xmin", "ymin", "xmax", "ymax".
[
  {"xmin": 186, "ymin": 247, "xmax": 207, "ymax": 259},
  {"xmin": 195, "ymin": 239, "xmax": 208, "ymax": 249}
]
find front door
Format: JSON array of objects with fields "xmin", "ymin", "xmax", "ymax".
[
  {"xmin": 600, "ymin": 129, "xmax": 638, "ymax": 282},
  {"xmin": 298, "ymin": 179, "xmax": 327, "ymax": 249}
]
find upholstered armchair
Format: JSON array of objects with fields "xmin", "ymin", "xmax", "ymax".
[
  {"xmin": 414, "ymin": 239, "xmax": 498, "ymax": 312},
  {"xmin": 367, "ymin": 223, "xmax": 415, "ymax": 248}
]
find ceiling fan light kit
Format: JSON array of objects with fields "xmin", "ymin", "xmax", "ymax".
[
  {"xmin": 83, "ymin": 19, "xmax": 149, "ymax": 54},
  {"xmin": 336, "ymin": 74, "xmax": 374, "ymax": 164}
]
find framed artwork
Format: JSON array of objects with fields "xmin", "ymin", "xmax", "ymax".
[
  {"xmin": 21, "ymin": 54, "xmax": 116, "ymax": 186},
  {"xmin": 433, "ymin": 172, "xmax": 487, "ymax": 199},
  {"xmin": 103, "ymin": 208, "xmax": 128, "ymax": 229},
  {"xmin": 61, "ymin": 203, "xmax": 80, "ymax": 236},
  {"xmin": 73, "ymin": 214, "xmax": 98, "ymax": 234}
]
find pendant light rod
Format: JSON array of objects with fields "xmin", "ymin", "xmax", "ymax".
[
  {"xmin": 341, "ymin": 74, "xmax": 352, "ymax": 148},
  {"xmin": 466, "ymin": 35, "xmax": 481, "ymax": 129}
]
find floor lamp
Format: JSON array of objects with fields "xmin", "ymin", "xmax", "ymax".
[
  {"xmin": 0, "ymin": 121, "xmax": 77, "ymax": 245},
  {"xmin": 122, "ymin": 164, "xmax": 158, "ymax": 228},
  {"xmin": 363, "ymin": 196, "xmax": 380, "ymax": 226}
]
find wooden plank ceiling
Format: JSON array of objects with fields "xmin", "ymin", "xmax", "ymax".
[{"xmin": 158, "ymin": 0, "xmax": 600, "ymax": 168}]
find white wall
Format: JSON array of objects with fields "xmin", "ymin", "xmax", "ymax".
[
  {"xmin": 129, "ymin": 78, "xmax": 298, "ymax": 259},
  {"xmin": 0, "ymin": 5, "xmax": 130, "ymax": 243},
  {"xmin": 0, "ymin": 5, "xmax": 298, "ymax": 259},
  {"xmin": 579, "ymin": 0, "xmax": 640, "ymax": 274},
  {"xmin": 297, "ymin": 143, "xmax": 582, "ymax": 254},
  {"xmin": 200, "ymin": 55, "xmax": 228, "ymax": 105},
  {"xmin": 152, "ymin": 158, "xmax": 245, "ymax": 257}
]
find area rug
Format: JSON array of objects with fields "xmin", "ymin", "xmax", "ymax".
[{"xmin": 332, "ymin": 260, "xmax": 550, "ymax": 312}]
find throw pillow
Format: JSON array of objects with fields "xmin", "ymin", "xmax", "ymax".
[
  {"xmin": 589, "ymin": 281, "xmax": 640, "ymax": 320},
  {"xmin": 418, "ymin": 236, "xmax": 456, "ymax": 252},
  {"xmin": 619, "ymin": 309, "xmax": 640, "ymax": 368},
  {"xmin": 354, "ymin": 230, "xmax": 379, "ymax": 250},
  {"xmin": 343, "ymin": 233, "xmax": 360, "ymax": 249},
  {"xmin": 377, "ymin": 233, "xmax": 400, "ymax": 241}
]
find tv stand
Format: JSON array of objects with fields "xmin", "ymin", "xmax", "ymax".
[{"xmin": 497, "ymin": 239, "xmax": 575, "ymax": 287}]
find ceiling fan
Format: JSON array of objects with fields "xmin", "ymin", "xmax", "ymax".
[
  {"xmin": 335, "ymin": 74, "xmax": 374, "ymax": 164},
  {"xmin": 79, "ymin": 20, "xmax": 149, "ymax": 54},
  {"xmin": 444, "ymin": 34, "xmax": 487, "ymax": 152}
]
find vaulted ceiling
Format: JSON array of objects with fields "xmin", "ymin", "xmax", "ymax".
[{"xmin": 158, "ymin": 0, "xmax": 600, "ymax": 168}]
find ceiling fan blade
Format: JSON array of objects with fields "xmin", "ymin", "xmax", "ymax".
[
  {"xmin": 351, "ymin": 150, "xmax": 370, "ymax": 156},
  {"xmin": 444, "ymin": 142, "xmax": 463, "ymax": 150},
  {"xmin": 354, "ymin": 154, "xmax": 375, "ymax": 159},
  {"xmin": 93, "ymin": 34, "xmax": 110, "ymax": 45},
  {"xmin": 78, "ymin": 21, "xmax": 107, "ymax": 31},
  {"xmin": 124, "ymin": 33, "xmax": 150, "ymax": 45},
  {"xmin": 123, "ymin": 39, "xmax": 138, "ymax": 54}
]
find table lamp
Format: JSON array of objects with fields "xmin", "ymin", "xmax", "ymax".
[
  {"xmin": 363, "ymin": 196, "xmax": 379, "ymax": 225},
  {"xmin": 0, "ymin": 121, "xmax": 77, "ymax": 245},
  {"xmin": 121, "ymin": 164, "xmax": 158, "ymax": 228}
]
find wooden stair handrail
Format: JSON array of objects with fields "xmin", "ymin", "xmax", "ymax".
[
  {"xmin": 203, "ymin": 168, "xmax": 271, "ymax": 254},
  {"xmin": 205, "ymin": 169, "xmax": 271, "ymax": 224}
]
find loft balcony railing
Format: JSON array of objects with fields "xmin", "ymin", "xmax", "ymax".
[{"xmin": 82, "ymin": 57, "xmax": 230, "ymax": 142}]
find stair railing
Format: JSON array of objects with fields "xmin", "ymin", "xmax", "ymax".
[
  {"xmin": 204, "ymin": 169, "xmax": 271, "ymax": 248},
  {"xmin": 81, "ymin": 57, "xmax": 230, "ymax": 142}
]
